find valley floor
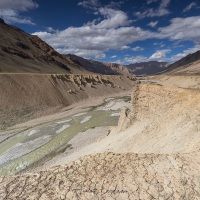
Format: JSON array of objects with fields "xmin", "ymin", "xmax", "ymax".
[{"xmin": 1, "ymin": 75, "xmax": 200, "ymax": 199}]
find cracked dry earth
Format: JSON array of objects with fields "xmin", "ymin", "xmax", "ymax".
[{"xmin": 1, "ymin": 152, "xmax": 200, "ymax": 199}]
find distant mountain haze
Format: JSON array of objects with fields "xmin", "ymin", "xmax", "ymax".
[
  {"xmin": 64, "ymin": 54, "xmax": 171, "ymax": 75},
  {"xmin": 64, "ymin": 54, "xmax": 131, "ymax": 75},
  {"xmin": 127, "ymin": 61, "xmax": 169, "ymax": 75}
]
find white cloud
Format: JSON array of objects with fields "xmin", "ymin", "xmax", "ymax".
[
  {"xmin": 149, "ymin": 49, "xmax": 171, "ymax": 61},
  {"xmin": 111, "ymin": 55, "xmax": 117, "ymax": 58},
  {"xmin": 95, "ymin": 7, "xmax": 131, "ymax": 28},
  {"xmin": 153, "ymin": 41, "xmax": 165, "ymax": 48},
  {"xmin": 0, "ymin": 0, "xmax": 38, "ymax": 11},
  {"xmin": 147, "ymin": 0, "xmax": 159, "ymax": 4},
  {"xmin": 32, "ymin": 5, "xmax": 200, "ymax": 61},
  {"xmin": 148, "ymin": 21, "xmax": 158, "ymax": 27},
  {"xmin": 56, "ymin": 47, "xmax": 106, "ymax": 60},
  {"xmin": 158, "ymin": 16, "xmax": 200, "ymax": 42},
  {"xmin": 0, "ymin": 0, "xmax": 38, "ymax": 24},
  {"xmin": 124, "ymin": 56, "xmax": 147, "ymax": 63},
  {"xmin": 131, "ymin": 46, "xmax": 144, "ymax": 51},
  {"xmin": 107, "ymin": 1, "xmax": 125, "ymax": 9},
  {"xmin": 121, "ymin": 45, "xmax": 131, "ymax": 50},
  {"xmin": 78, "ymin": 0, "xmax": 100, "ymax": 9},
  {"xmin": 33, "ymin": 7, "xmax": 154, "ymax": 59},
  {"xmin": 183, "ymin": 2, "xmax": 197, "ymax": 13},
  {"xmin": 47, "ymin": 27, "xmax": 57, "ymax": 33},
  {"xmin": 135, "ymin": 0, "xmax": 171, "ymax": 18}
]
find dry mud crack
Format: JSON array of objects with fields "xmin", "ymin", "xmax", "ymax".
[{"xmin": 1, "ymin": 152, "xmax": 200, "ymax": 199}]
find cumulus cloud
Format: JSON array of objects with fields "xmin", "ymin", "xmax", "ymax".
[
  {"xmin": 153, "ymin": 41, "xmax": 165, "ymax": 48},
  {"xmin": 0, "ymin": 0, "xmax": 38, "ymax": 11},
  {"xmin": 148, "ymin": 21, "xmax": 158, "ymax": 27},
  {"xmin": 158, "ymin": 16, "xmax": 200, "ymax": 42},
  {"xmin": 95, "ymin": 7, "xmax": 131, "ymax": 28},
  {"xmin": 149, "ymin": 49, "xmax": 171, "ymax": 61},
  {"xmin": 131, "ymin": 46, "xmax": 144, "ymax": 51},
  {"xmin": 78, "ymin": 0, "xmax": 100, "ymax": 9},
  {"xmin": 182, "ymin": 2, "xmax": 197, "ymax": 13},
  {"xmin": 135, "ymin": 0, "xmax": 171, "ymax": 18},
  {"xmin": 32, "ymin": 3, "xmax": 200, "ymax": 61},
  {"xmin": 147, "ymin": 0, "xmax": 159, "ymax": 4},
  {"xmin": 57, "ymin": 47, "xmax": 106, "ymax": 60},
  {"xmin": 33, "ymin": 7, "xmax": 154, "ymax": 59},
  {"xmin": 121, "ymin": 45, "xmax": 131, "ymax": 50},
  {"xmin": 106, "ymin": 1, "xmax": 125, "ymax": 9},
  {"xmin": 47, "ymin": 27, "xmax": 57, "ymax": 33},
  {"xmin": 124, "ymin": 56, "xmax": 147, "ymax": 63},
  {"xmin": 0, "ymin": 0, "xmax": 38, "ymax": 24}
]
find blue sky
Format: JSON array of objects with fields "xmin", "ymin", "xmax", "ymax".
[{"xmin": 0, "ymin": 0, "xmax": 200, "ymax": 64}]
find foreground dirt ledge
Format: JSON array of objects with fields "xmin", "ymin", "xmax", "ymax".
[{"xmin": 0, "ymin": 152, "xmax": 200, "ymax": 199}]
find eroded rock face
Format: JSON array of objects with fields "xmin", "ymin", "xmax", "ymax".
[
  {"xmin": 117, "ymin": 106, "xmax": 130, "ymax": 132},
  {"xmin": 117, "ymin": 84, "xmax": 140, "ymax": 133}
]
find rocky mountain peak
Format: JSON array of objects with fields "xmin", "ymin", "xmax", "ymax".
[{"xmin": 0, "ymin": 18, "xmax": 5, "ymax": 24}]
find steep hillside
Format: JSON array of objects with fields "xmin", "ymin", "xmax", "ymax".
[
  {"xmin": 151, "ymin": 75, "xmax": 200, "ymax": 88},
  {"xmin": 0, "ymin": 19, "xmax": 86, "ymax": 74},
  {"xmin": 163, "ymin": 50, "xmax": 200, "ymax": 75},
  {"xmin": 127, "ymin": 61, "xmax": 169, "ymax": 75},
  {"xmin": 64, "ymin": 55, "xmax": 170, "ymax": 76},
  {"xmin": 65, "ymin": 54, "xmax": 131, "ymax": 75},
  {"xmin": 0, "ymin": 74, "xmax": 135, "ymax": 128},
  {"xmin": 104, "ymin": 62, "xmax": 130, "ymax": 75}
]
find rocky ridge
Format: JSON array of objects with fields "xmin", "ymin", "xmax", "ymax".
[
  {"xmin": 65, "ymin": 54, "xmax": 131, "ymax": 75},
  {"xmin": 0, "ymin": 19, "xmax": 86, "ymax": 74},
  {"xmin": 162, "ymin": 50, "xmax": 200, "ymax": 75}
]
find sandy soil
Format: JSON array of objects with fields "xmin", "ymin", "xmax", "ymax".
[{"xmin": 1, "ymin": 76, "xmax": 200, "ymax": 199}]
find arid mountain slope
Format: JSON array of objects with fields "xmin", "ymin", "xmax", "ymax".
[
  {"xmin": 0, "ymin": 74, "xmax": 135, "ymax": 128},
  {"xmin": 0, "ymin": 19, "xmax": 86, "ymax": 74},
  {"xmin": 127, "ymin": 61, "xmax": 169, "ymax": 75},
  {"xmin": 163, "ymin": 50, "xmax": 200, "ymax": 75},
  {"xmin": 104, "ymin": 62, "xmax": 131, "ymax": 75},
  {"xmin": 65, "ymin": 54, "xmax": 170, "ymax": 76},
  {"xmin": 151, "ymin": 75, "xmax": 200, "ymax": 88},
  {"xmin": 1, "ymin": 82, "xmax": 200, "ymax": 199},
  {"xmin": 65, "ymin": 54, "xmax": 131, "ymax": 75}
]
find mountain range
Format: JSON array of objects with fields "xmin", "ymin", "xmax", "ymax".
[
  {"xmin": 0, "ymin": 18, "xmax": 200, "ymax": 75},
  {"xmin": 0, "ymin": 18, "xmax": 86, "ymax": 74},
  {"xmin": 162, "ymin": 50, "xmax": 200, "ymax": 75}
]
